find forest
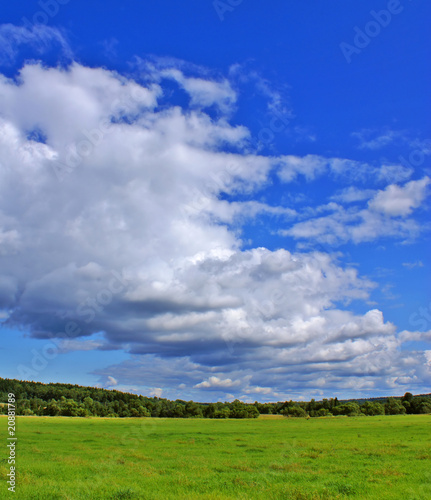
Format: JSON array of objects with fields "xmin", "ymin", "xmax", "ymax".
[{"xmin": 1, "ymin": 377, "xmax": 430, "ymax": 419}]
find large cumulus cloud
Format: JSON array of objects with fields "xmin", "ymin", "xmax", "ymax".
[{"xmin": 0, "ymin": 60, "xmax": 429, "ymax": 401}]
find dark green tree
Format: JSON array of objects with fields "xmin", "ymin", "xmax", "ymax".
[{"xmin": 384, "ymin": 398, "xmax": 406, "ymax": 415}]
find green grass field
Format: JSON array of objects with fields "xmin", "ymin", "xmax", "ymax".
[{"xmin": 1, "ymin": 415, "xmax": 430, "ymax": 499}]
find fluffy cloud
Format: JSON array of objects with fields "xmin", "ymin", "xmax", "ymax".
[
  {"xmin": 368, "ymin": 177, "xmax": 430, "ymax": 216},
  {"xmin": 1, "ymin": 60, "xmax": 429, "ymax": 401},
  {"xmin": 283, "ymin": 178, "xmax": 430, "ymax": 245},
  {"xmin": 135, "ymin": 57, "xmax": 237, "ymax": 114},
  {"xmin": 149, "ymin": 388, "xmax": 163, "ymax": 398},
  {"xmin": 194, "ymin": 376, "xmax": 241, "ymax": 389},
  {"xmin": 107, "ymin": 376, "xmax": 118, "ymax": 387}
]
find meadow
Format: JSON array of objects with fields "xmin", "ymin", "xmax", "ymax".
[{"xmin": 1, "ymin": 414, "xmax": 430, "ymax": 499}]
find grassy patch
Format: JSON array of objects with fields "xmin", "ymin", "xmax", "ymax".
[{"xmin": 1, "ymin": 415, "xmax": 430, "ymax": 499}]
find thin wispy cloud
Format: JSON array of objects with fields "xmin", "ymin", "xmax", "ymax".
[
  {"xmin": 0, "ymin": 23, "xmax": 72, "ymax": 66},
  {"xmin": 351, "ymin": 129, "xmax": 405, "ymax": 150}
]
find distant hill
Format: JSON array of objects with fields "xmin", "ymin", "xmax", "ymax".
[{"xmin": 340, "ymin": 394, "xmax": 431, "ymax": 404}]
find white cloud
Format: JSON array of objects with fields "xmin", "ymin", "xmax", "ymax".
[
  {"xmin": 107, "ymin": 376, "xmax": 118, "ymax": 386},
  {"xmin": 0, "ymin": 24, "xmax": 72, "ymax": 66},
  {"xmin": 57, "ymin": 339, "xmax": 104, "ymax": 354},
  {"xmin": 244, "ymin": 386, "xmax": 273, "ymax": 395},
  {"xmin": 0, "ymin": 59, "xmax": 429, "ymax": 401},
  {"xmin": 277, "ymin": 154, "xmax": 329, "ymax": 182},
  {"xmin": 277, "ymin": 154, "xmax": 413, "ymax": 184},
  {"xmin": 351, "ymin": 129, "xmax": 404, "ymax": 150},
  {"xmin": 149, "ymin": 388, "xmax": 163, "ymax": 398},
  {"xmin": 402, "ymin": 261, "xmax": 424, "ymax": 269},
  {"xmin": 228, "ymin": 64, "xmax": 291, "ymax": 116},
  {"xmin": 368, "ymin": 177, "xmax": 430, "ymax": 216},
  {"xmin": 399, "ymin": 330, "xmax": 431, "ymax": 343},
  {"xmin": 331, "ymin": 187, "xmax": 376, "ymax": 203},
  {"xmin": 170, "ymin": 71, "xmax": 236, "ymax": 112},
  {"xmin": 376, "ymin": 164, "xmax": 413, "ymax": 183},
  {"xmin": 136, "ymin": 58, "xmax": 237, "ymax": 114},
  {"xmin": 194, "ymin": 376, "xmax": 241, "ymax": 389},
  {"xmin": 283, "ymin": 177, "xmax": 430, "ymax": 245}
]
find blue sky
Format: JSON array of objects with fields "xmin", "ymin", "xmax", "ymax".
[{"xmin": 0, "ymin": 0, "xmax": 430, "ymax": 402}]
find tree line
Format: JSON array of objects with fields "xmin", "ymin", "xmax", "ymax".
[{"xmin": 0, "ymin": 378, "xmax": 430, "ymax": 419}]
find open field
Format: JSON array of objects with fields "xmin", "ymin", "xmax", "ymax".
[{"xmin": 1, "ymin": 415, "xmax": 430, "ymax": 499}]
